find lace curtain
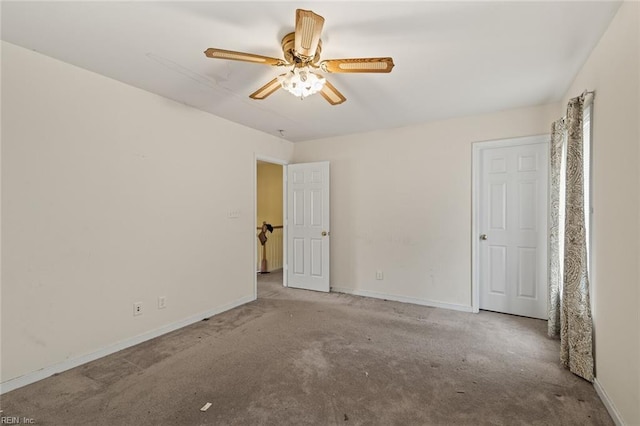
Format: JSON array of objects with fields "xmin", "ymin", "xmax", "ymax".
[{"xmin": 548, "ymin": 95, "xmax": 594, "ymax": 382}]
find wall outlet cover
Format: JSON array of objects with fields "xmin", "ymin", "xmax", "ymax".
[{"xmin": 133, "ymin": 302, "xmax": 143, "ymax": 316}]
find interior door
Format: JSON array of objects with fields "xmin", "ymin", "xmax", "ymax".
[
  {"xmin": 478, "ymin": 138, "xmax": 548, "ymax": 319},
  {"xmin": 286, "ymin": 161, "xmax": 330, "ymax": 292}
]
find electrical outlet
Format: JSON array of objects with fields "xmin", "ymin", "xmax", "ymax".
[
  {"xmin": 376, "ymin": 270, "xmax": 384, "ymax": 280},
  {"xmin": 158, "ymin": 296, "xmax": 167, "ymax": 309},
  {"xmin": 227, "ymin": 208, "xmax": 240, "ymax": 219},
  {"xmin": 133, "ymin": 302, "xmax": 143, "ymax": 316}
]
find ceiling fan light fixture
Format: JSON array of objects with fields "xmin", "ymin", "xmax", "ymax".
[
  {"xmin": 205, "ymin": 9, "xmax": 394, "ymax": 105},
  {"xmin": 278, "ymin": 67, "xmax": 326, "ymax": 99}
]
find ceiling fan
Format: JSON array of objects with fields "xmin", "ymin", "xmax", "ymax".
[{"xmin": 204, "ymin": 9, "xmax": 394, "ymax": 105}]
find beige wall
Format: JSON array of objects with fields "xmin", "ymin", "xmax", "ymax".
[
  {"xmin": 560, "ymin": 2, "xmax": 639, "ymax": 424},
  {"xmin": 1, "ymin": 42, "xmax": 293, "ymax": 384},
  {"xmin": 256, "ymin": 162, "xmax": 283, "ymax": 227},
  {"xmin": 294, "ymin": 103, "xmax": 559, "ymax": 309}
]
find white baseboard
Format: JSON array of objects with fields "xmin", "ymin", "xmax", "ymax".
[
  {"xmin": 0, "ymin": 295, "xmax": 255, "ymax": 394},
  {"xmin": 330, "ymin": 287, "xmax": 473, "ymax": 313},
  {"xmin": 594, "ymin": 378, "xmax": 624, "ymax": 426}
]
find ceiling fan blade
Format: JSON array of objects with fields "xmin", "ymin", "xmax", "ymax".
[
  {"xmin": 249, "ymin": 77, "xmax": 282, "ymax": 100},
  {"xmin": 204, "ymin": 48, "xmax": 286, "ymax": 66},
  {"xmin": 320, "ymin": 57, "xmax": 395, "ymax": 73},
  {"xmin": 320, "ymin": 80, "xmax": 346, "ymax": 105},
  {"xmin": 294, "ymin": 9, "xmax": 325, "ymax": 60}
]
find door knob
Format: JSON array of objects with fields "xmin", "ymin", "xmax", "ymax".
[
  {"xmin": 322, "ymin": 231, "xmax": 329, "ymax": 237},
  {"xmin": 480, "ymin": 234, "xmax": 488, "ymax": 240}
]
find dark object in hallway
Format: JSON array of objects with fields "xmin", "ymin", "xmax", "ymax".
[{"xmin": 258, "ymin": 221, "xmax": 274, "ymax": 274}]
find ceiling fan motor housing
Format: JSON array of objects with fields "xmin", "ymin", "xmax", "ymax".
[{"xmin": 281, "ymin": 32, "xmax": 322, "ymax": 66}]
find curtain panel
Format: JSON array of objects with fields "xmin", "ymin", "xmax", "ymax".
[
  {"xmin": 548, "ymin": 118, "xmax": 565, "ymax": 338},
  {"xmin": 548, "ymin": 95, "xmax": 594, "ymax": 382}
]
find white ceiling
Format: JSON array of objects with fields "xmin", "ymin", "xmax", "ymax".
[{"xmin": 1, "ymin": 1, "xmax": 620, "ymax": 142}]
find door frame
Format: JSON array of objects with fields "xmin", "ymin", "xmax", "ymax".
[
  {"xmin": 471, "ymin": 134, "xmax": 550, "ymax": 314},
  {"xmin": 254, "ymin": 154, "xmax": 289, "ymax": 300}
]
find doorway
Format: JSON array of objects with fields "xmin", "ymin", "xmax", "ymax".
[
  {"xmin": 254, "ymin": 157, "xmax": 332, "ymax": 298},
  {"xmin": 255, "ymin": 157, "xmax": 287, "ymax": 297},
  {"xmin": 472, "ymin": 135, "xmax": 549, "ymax": 319}
]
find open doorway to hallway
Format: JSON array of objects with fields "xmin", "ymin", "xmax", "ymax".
[{"xmin": 256, "ymin": 160, "xmax": 284, "ymax": 291}]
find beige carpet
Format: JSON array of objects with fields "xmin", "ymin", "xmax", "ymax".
[{"xmin": 1, "ymin": 272, "xmax": 612, "ymax": 425}]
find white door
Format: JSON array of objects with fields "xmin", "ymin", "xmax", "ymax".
[
  {"xmin": 286, "ymin": 161, "xmax": 330, "ymax": 292},
  {"xmin": 477, "ymin": 137, "xmax": 548, "ymax": 319}
]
